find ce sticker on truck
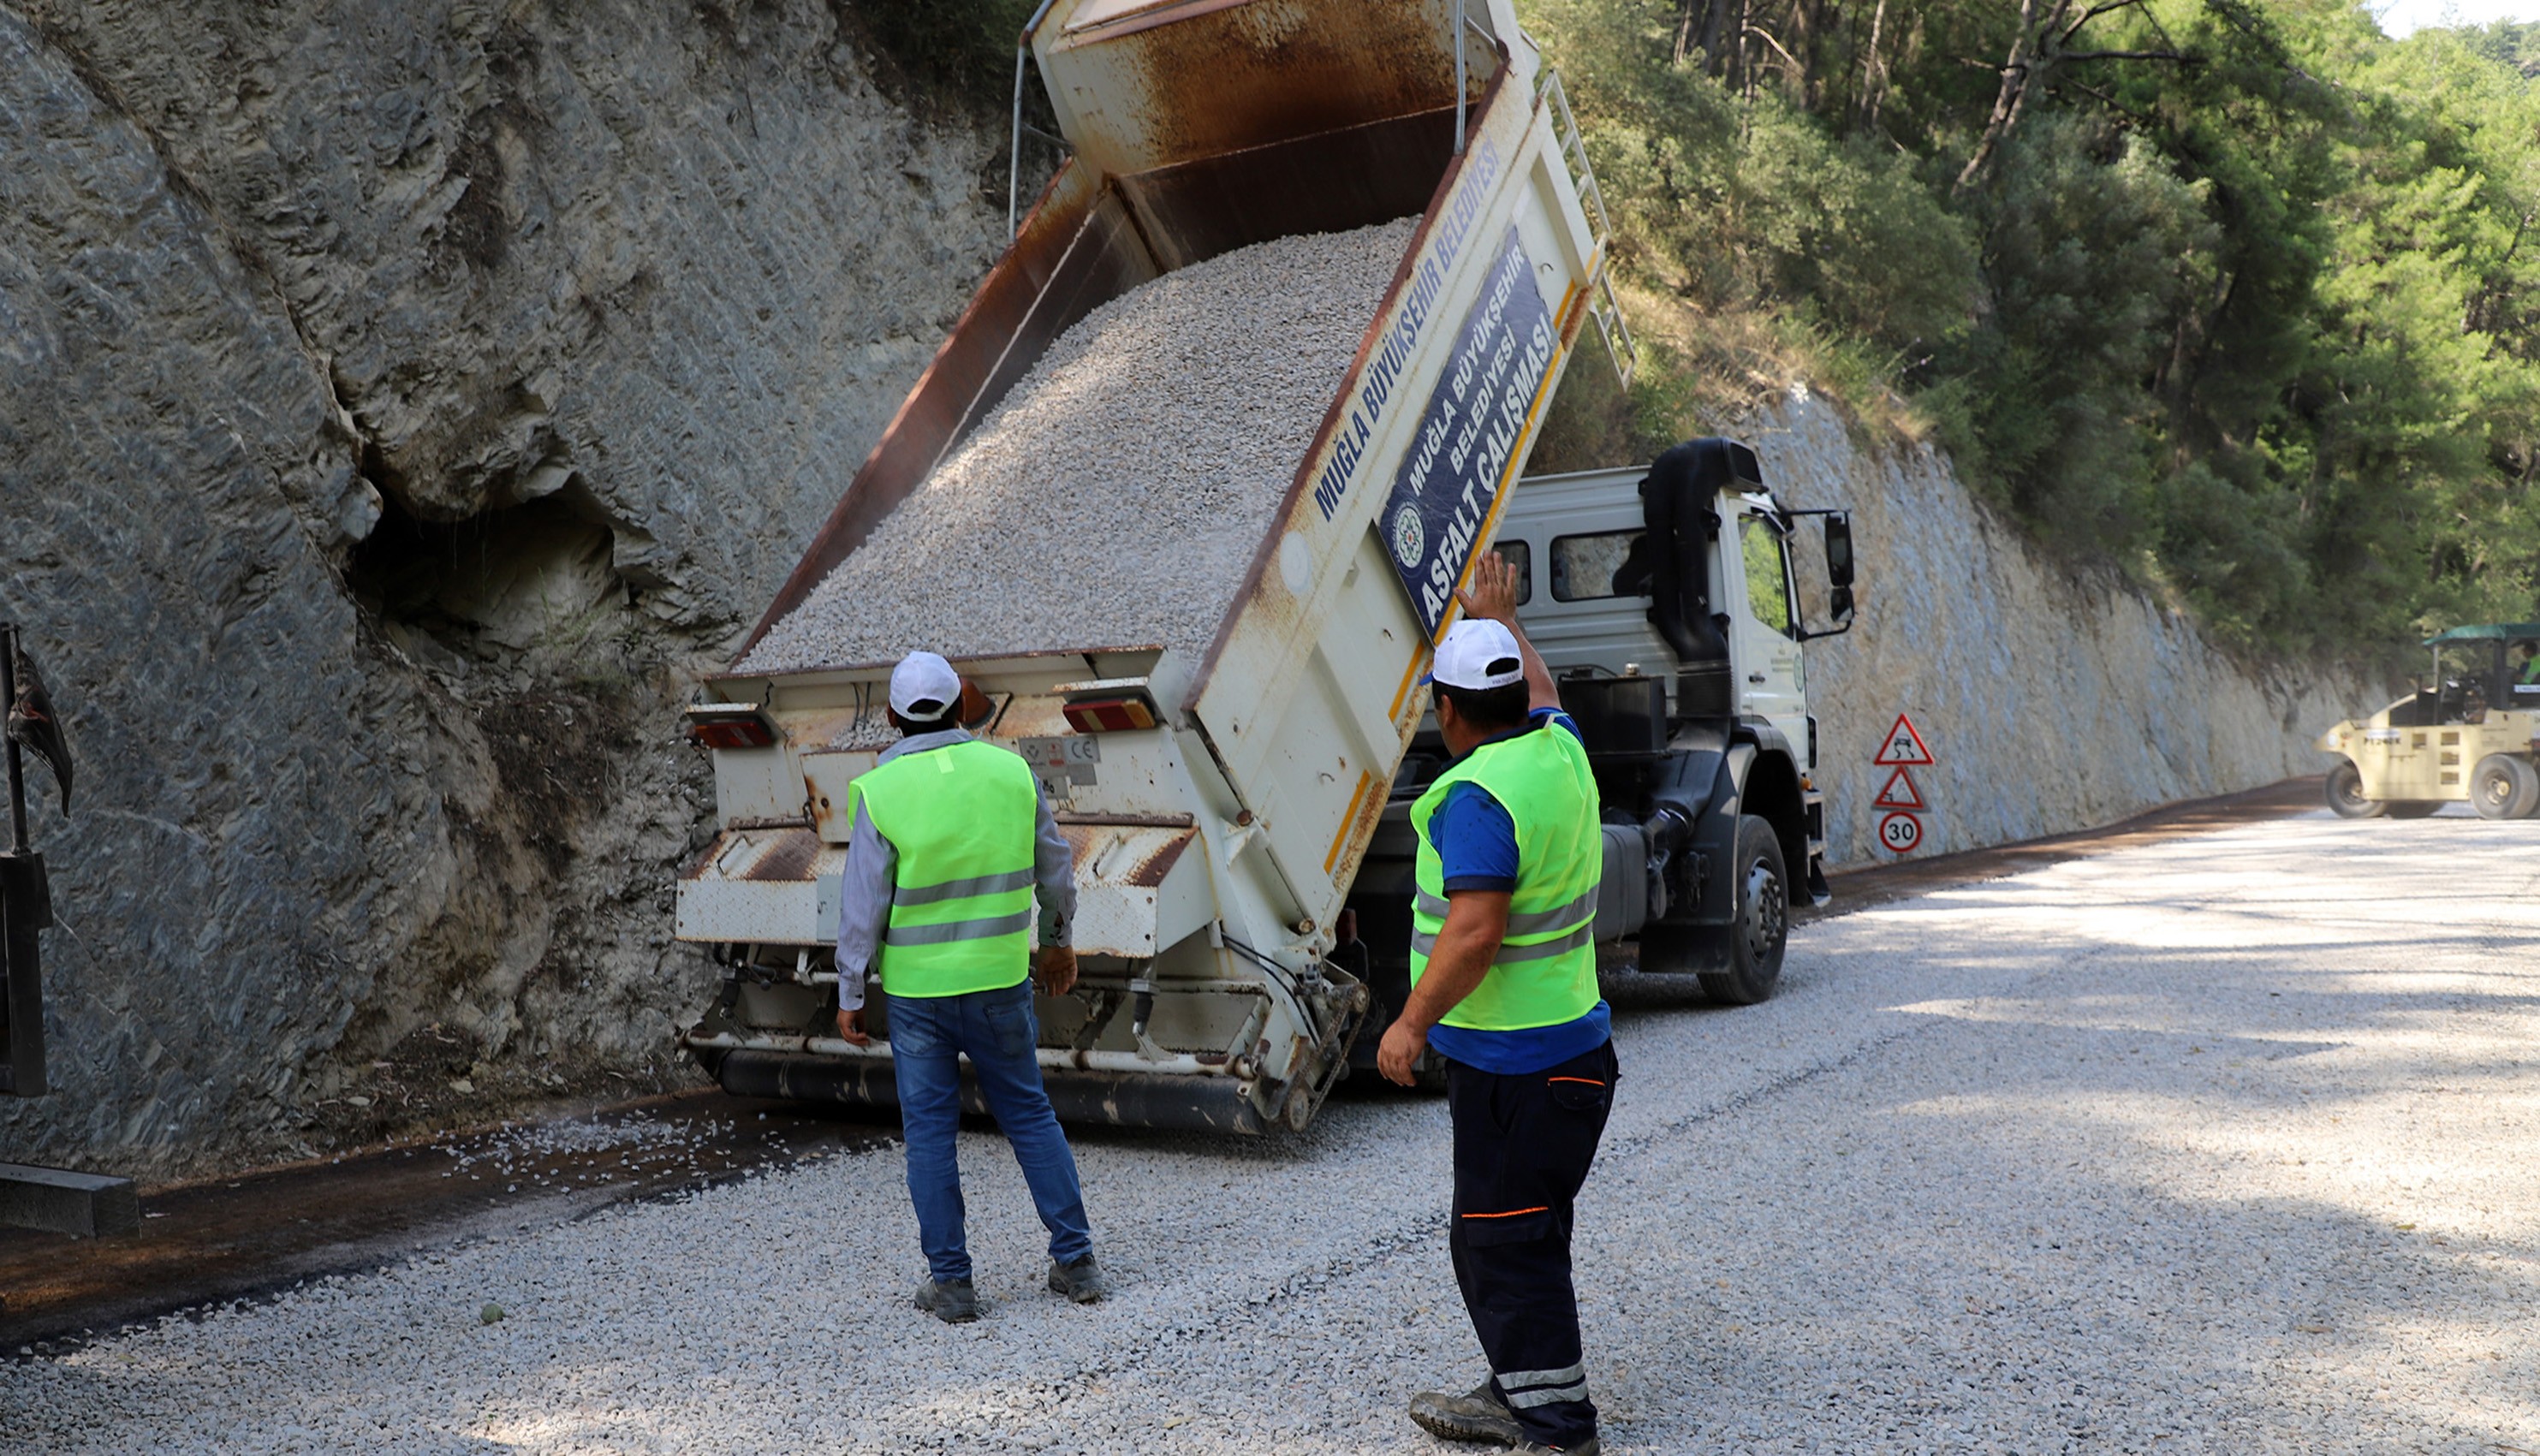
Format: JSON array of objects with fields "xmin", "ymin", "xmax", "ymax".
[{"xmin": 1019, "ymin": 735, "xmax": 1100, "ymax": 796}]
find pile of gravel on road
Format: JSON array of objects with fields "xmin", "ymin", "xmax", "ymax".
[
  {"xmin": 423, "ymin": 1111, "xmax": 759, "ymax": 1192},
  {"xmin": 739, "ymin": 217, "xmax": 1418, "ymax": 675}
]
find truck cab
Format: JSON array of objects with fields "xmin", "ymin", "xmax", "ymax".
[
  {"xmin": 1347, "ymin": 437, "xmax": 1855, "ymax": 1037},
  {"xmin": 1510, "ymin": 465, "xmax": 1816, "ymax": 789}
]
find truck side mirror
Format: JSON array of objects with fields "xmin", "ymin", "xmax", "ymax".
[{"xmin": 1823, "ymin": 514, "xmax": 1854, "ymax": 588}]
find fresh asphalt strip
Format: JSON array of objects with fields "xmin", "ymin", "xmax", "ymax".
[{"xmin": 0, "ymin": 1093, "xmax": 896, "ymax": 1354}]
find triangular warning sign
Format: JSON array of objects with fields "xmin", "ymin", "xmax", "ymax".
[
  {"xmin": 1871, "ymin": 766, "xmax": 1926, "ymax": 811},
  {"xmin": 1873, "ymin": 712, "xmax": 1934, "ymax": 766}
]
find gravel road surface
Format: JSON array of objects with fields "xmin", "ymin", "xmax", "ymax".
[{"xmin": 8, "ymin": 807, "xmax": 2537, "ymax": 1453}]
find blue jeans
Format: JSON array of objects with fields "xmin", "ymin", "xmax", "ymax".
[{"xmin": 887, "ymin": 980, "xmax": 1092, "ymax": 1284}]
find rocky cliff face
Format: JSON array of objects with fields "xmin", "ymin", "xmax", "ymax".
[
  {"xmin": 1757, "ymin": 389, "xmax": 2373, "ymax": 865},
  {"xmin": 0, "ymin": 0, "xmax": 1008, "ymax": 1175}
]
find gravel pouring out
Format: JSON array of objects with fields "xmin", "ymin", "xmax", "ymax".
[{"xmin": 740, "ymin": 217, "xmax": 1420, "ymax": 675}]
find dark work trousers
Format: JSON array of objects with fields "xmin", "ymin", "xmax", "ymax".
[{"xmin": 1446, "ymin": 1037, "xmax": 1619, "ymax": 1450}]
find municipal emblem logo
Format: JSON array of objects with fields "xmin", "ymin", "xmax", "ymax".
[{"xmin": 1389, "ymin": 505, "xmax": 1425, "ymax": 569}]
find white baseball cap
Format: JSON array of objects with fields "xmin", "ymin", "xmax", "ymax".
[
  {"xmin": 1422, "ymin": 619, "xmax": 1526, "ymax": 692},
  {"xmin": 889, "ymin": 651, "xmax": 963, "ymax": 720}
]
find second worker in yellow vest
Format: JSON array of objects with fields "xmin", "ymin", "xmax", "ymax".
[
  {"xmin": 834, "ymin": 651, "xmax": 1106, "ymax": 1324},
  {"xmin": 1381, "ymin": 551, "xmax": 1618, "ymax": 1456}
]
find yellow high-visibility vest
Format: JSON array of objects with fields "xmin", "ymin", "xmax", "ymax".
[
  {"xmin": 852, "ymin": 740, "xmax": 1039, "ymax": 998},
  {"xmin": 1409, "ymin": 722, "xmax": 1602, "ymax": 1030}
]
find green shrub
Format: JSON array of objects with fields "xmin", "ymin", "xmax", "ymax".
[{"xmin": 1514, "ymin": 0, "xmax": 2540, "ymax": 654}]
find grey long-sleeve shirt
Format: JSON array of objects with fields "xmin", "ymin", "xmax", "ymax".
[{"xmin": 832, "ymin": 728, "xmax": 1075, "ymax": 1010}]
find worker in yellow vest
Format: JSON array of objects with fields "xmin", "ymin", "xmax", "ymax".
[
  {"xmin": 833, "ymin": 651, "xmax": 1106, "ymax": 1323},
  {"xmin": 1379, "ymin": 553, "xmax": 1614, "ymax": 1456}
]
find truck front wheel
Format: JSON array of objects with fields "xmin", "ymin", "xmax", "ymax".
[
  {"xmin": 1633, "ymin": 816, "xmax": 1789, "ymax": 1003},
  {"xmin": 1698, "ymin": 815, "xmax": 1789, "ymax": 1006}
]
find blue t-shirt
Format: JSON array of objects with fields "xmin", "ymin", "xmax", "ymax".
[{"xmin": 1424, "ymin": 708, "xmax": 1612, "ymax": 1075}]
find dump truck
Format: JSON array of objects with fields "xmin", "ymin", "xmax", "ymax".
[
  {"xmin": 671, "ymin": 0, "xmax": 1859, "ymax": 1133},
  {"xmin": 2319, "ymin": 622, "xmax": 2540, "ymax": 820}
]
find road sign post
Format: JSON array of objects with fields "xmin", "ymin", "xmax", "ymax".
[
  {"xmin": 0, "ymin": 624, "xmax": 134, "ymax": 1236},
  {"xmin": 1873, "ymin": 712, "xmax": 1933, "ymax": 855},
  {"xmin": 1, "ymin": 627, "xmax": 44, "ymax": 1098}
]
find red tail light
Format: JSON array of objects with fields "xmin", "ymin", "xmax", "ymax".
[
  {"xmin": 1063, "ymin": 697, "xmax": 1157, "ymax": 733},
  {"xmin": 686, "ymin": 704, "xmax": 776, "ymax": 750}
]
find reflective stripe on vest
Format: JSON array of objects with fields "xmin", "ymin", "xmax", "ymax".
[
  {"xmin": 853, "ymin": 739, "xmax": 1039, "ymax": 998},
  {"xmin": 1413, "ymin": 885, "xmax": 1600, "ymax": 940},
  {"xmin": 1408, "ymin": 719, "xmax": 1603, "ymax": 1031}
]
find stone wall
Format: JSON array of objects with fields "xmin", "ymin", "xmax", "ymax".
[
  {"xmin": 1755, "ymin": 389, "xmax": 2375, "ymax": 866},
  {"xmin": 0, "ymin": 0, "xmax": 1008, "ymax": 1176}
]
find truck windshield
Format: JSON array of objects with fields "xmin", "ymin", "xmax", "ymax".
[
  {"xmin": 1550, "ymin": 530, "xmax": 1643, "ymax": 601},
  {"xmin": 1740, "ymin": 517, "xmax": 1793, "ymax": 638}
]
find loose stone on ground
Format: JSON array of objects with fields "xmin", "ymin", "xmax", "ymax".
[{"xmin": 5, "ymin": 810, "xmax": 2537, "ymax": 1453}]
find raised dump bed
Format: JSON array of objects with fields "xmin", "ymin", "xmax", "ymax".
[
  {"xmin": 675, "ymin": 0, "xmax": 1627, "ymax": 1132},
  {"xmin": 736, "ymin": 218, "xmax": 1422, "ymax": 676}
]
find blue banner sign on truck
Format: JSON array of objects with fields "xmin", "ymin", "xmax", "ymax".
[
  {"xmin": 1381, "ymin": 224, "xmax": 1560, "ymax": 637},
  {"xmin": 1310, "ymin": 135, "xmax": 1501, "ymax": 526}
]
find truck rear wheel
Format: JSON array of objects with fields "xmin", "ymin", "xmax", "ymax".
[
  {"xmin": 2325, "ymin": 760, "xmax": 2386, "ymax": 818},
  {"xmin": 1697, "ymin": 815, "xmax": 1788, "ymax": 1006},
  {"xmin": 2471, "ymin": 754, "xmax": 2540, "ymax": 820}
]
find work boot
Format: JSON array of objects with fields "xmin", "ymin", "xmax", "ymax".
[
  {"xmin": 1407, "ymin": 1384, "xmax": 1523, "ymax": 1446},
  {"xmin": 913, "ymin": 1276, "xmax": 979, "ymax": 1324},
  {"xmin": 1046, "ymin": 1253, "xmax": 1109, "ymax": 1304}
]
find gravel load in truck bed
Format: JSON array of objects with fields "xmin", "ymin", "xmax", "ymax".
[{"xmin": 737, "ymin": 217, "xmax": 1419, "ymax": 675}]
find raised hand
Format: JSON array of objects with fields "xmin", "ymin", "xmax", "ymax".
[{"xmin": 1456, "ymin": 550, "xmax": 1522, "ymax": 627}]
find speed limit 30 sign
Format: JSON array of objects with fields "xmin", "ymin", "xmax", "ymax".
[{"xmin": 1877, "ymin": 811, "xmax": 1923, "ymax": 854}]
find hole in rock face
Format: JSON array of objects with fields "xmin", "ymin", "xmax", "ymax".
[{"xmin": 347, "ymin": 491, "xmax": 625, "ymax": 665}]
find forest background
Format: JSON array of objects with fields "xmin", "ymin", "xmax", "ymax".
[{"xmin": 892, "ymin": 0, "xmax": 2540, "ymax": 661}]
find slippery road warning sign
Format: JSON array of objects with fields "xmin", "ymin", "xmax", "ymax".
[
  {"xmin": 1871, "ymin": 766, "xmax": 1926, "ymax": 811},
  {"xmin": 1872, "ymin": 715, "xmax": 1932, "ymax": 853},
  {"xmin": 1874, "ymin": 713, "xmax": 1934, "ymax": 766}
]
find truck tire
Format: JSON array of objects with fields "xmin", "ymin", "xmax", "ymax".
[
  {"xmin": 1698, "ymin": 814, "xmax": 1788, "ymax": 1006},
  {"xmin": 2471, "ymin": 754, "xmax": 2540, "ymax": 820},
  {"xmin": 2325, "ymin": 760, "xmax": 2386, "ymax": 818}
]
